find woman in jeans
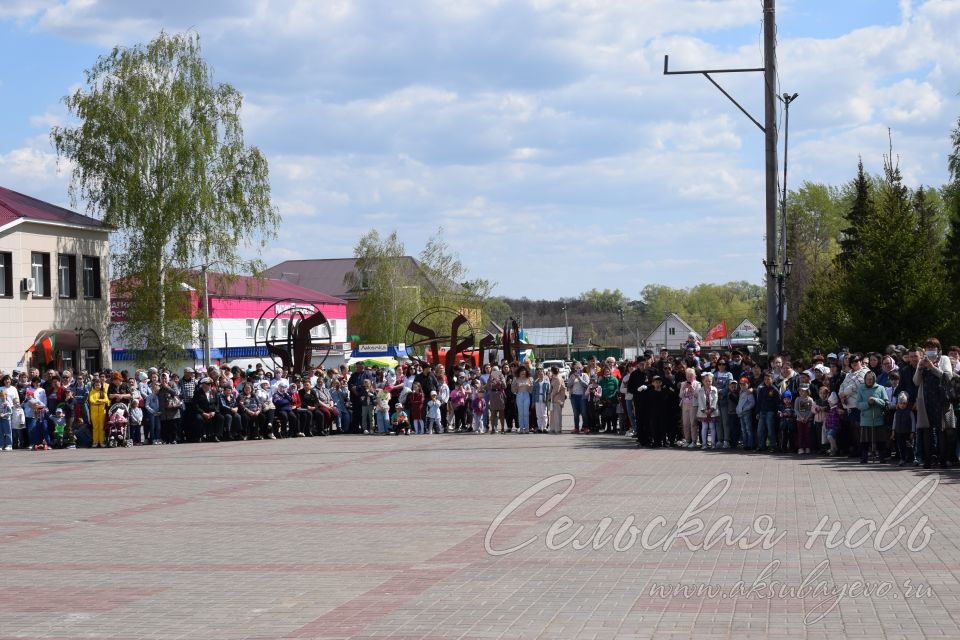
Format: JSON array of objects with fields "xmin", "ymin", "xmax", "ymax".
[
  {"xmin": 566, "ymin": 363, "xmax": 589, "ymax": 433},
  {"xmin": 512, "ymin": 367, "xmax": 534, "ymax": 433}
]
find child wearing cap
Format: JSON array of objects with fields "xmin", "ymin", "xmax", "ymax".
[
  {"xmin": 426, "ymin": 391, "xmax": 442, "ymax": 435},
  {"xmin": 391, "ymin": 403, "xmax": 409, "ymax": 435},
  {"xmin": 52, "ymin": 408, "xmax": 67, "ymax": 449}
]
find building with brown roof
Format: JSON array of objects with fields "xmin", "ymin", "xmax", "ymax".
[{"xmin": 0, "ymin": 186, "xmax": 112, "ymax": 372}]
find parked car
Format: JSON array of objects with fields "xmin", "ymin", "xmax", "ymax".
[{"xmin": 540, "ymin": 359, "xmax": 571, "ymax": 379}]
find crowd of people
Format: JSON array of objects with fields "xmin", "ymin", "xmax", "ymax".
[{"xmin": 1, "ymin": 334, "xmax": 959, "ymax": 468}]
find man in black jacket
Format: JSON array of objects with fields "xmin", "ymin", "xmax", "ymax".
[
  {"xmin": 638, "ymin": 376, "xmax": 674, "ymax": 448},
  {"xmin": 194, "ymin": 378, "xmax": 224, "ymax": 442}
]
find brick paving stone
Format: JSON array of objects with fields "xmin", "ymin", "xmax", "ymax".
[{"xmin": 2, "ymin": 433, "xmax": 960, "ymax": 638}]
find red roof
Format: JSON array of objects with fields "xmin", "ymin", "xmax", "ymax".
[
  {"xmin": 206, "ymin": 272, "xmax": 346, "ymax": 305},
  {"xmin": 109, "ymin": 272, "xmax": 346, "ymax": 306},
  {"xmin": 0, "ymin": 186, "xmax": 110, "ymax": 229}
]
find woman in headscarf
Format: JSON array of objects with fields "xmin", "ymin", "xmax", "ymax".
[{"xmin": 856, "ymin": 370, "xmax": 888, "ymax": 463}]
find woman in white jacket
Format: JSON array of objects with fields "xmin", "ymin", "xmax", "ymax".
[
  {"xmin": 696, "ymin": 372, "xmax": 720, "ymax": 450},
  {"xmin": 678, "ymin": 368, "xmax": 701, "ymax": 448}
]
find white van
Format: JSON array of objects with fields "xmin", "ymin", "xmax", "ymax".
[{"xmin": 540, "ymin": 359, "xmax": 570, "ymax": 379}]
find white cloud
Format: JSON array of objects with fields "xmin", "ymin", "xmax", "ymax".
[
  {"xmin": 0, "ymin": 0, "xmax": 58, "ymax": 19},
  {"xmin": 2, "ymin": 0, "xmax": 960, "ymax": 298}
]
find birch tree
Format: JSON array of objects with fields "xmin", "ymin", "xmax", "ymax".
[{"xmin": 52, "ymin": 31, "xmax": 278, "ymax": 365}]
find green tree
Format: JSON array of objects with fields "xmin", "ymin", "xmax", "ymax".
[
  {"xmin": 942, "ymin": 115, "xmax": 960, "ymax": 339},
  {"xmin": 838, "ymin": 154, "xmax": 947, "ymax": 350},
  {"xmin": 639, "ymin": 282, "xmax": 763, "ymax": 336},
  {"xmin": 51, "ymin": 31, "xmax": 277, "ymax": 365},
  {"xmin": 346, "ymin": 230, "xmax": 420, "ymax": 344},
  {"xmin": 418, "ymin": 228, "xmax": 499, "ymax": 334},
  {"xmin": 783, "ymin": 181, "xmax": 846, "ymax": 345},
  {"xmin": 579, "ymin": 288, "xmax": 628, "ymax": 313},
  {"xmin": 837, "ymin": 158, "xmax": 872, "ymax": 268}
]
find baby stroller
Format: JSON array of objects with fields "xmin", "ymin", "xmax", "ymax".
[{"xmin": 107, "ymin": 403, "xmax": 130, "ymax": 448}]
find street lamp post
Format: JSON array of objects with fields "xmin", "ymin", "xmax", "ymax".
[
  {"xmin": 201, "ymin": 264, "xmax": 211, "ymax": 368},
  {"xmin": 73, "ymin": 325, "xmax": 83, "ymax": 373},
  {"xmin": 779, "ymin": 92, "xmax": 799, "ymax": 267},
  {"xmin": 764, "ymin": 258, "xmax": 792, "ymax": 355}
]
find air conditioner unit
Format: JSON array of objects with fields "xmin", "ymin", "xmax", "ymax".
[{"xmin": 20, "ymin": 277, "xmax": 36, "ymax": 293}]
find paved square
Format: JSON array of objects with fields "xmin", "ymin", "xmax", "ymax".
[{"xmin": 2, "ymin": 433, "xmax": 959, "ymax": 639}]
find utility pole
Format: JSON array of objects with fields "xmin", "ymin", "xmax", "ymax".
[
  {"xmin": 763, "ymin": 0, "xmax": 779, "ymax": 357},
  {"xmin": 562, "ymin": 303, "xmax": 571, "ymax": 361},
  {"xmin": 618, "ymin": 307, "xmax": 625, "ymax": 354},
  {"xmin": 664, "ymin": 0, "xmax": 779, "ymax": 356}
]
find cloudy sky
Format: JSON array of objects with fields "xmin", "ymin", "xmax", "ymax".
[{"xmin": 1, "ymin": 0, "xmax": 958, "ymax": 298}]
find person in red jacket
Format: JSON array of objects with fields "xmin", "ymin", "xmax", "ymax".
[{"xmin": 408, "ymin": 382, "xmax": 426, "ymax": 434}]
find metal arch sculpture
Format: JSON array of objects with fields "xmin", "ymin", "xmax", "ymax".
[
  {"xmin": 404, "ymin": 307, "xmax": 476, "ymax": 372},
  {"xmin": 254, "ymin": 299, "xmax": 333, "ymax": 373},
  {"xmin": 479, "ymin": 316, "xmax": 540, "ymax": 365}
]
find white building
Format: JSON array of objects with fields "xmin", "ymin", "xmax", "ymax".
[
  {"xmin": 643, "ymin": 313, "xmax": 701, "ymax": 353},
  {"xmin": 112, "ymin": 272, "xmax": 349, "ymax": 370},
  {"xmin": 0, "ymin": 186, "xmax": 111, "ymax": 373}
]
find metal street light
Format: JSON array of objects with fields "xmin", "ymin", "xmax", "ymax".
[{"xmin": 187, "ymin": 259, "xmax": 230, "ymax": 368}]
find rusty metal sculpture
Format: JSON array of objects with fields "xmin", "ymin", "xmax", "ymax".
[
  {"xmin": 404, "ymin": 307, "xmax": 476, "ymax": 372},
  {"xmin": 254, "ymin": 299, "xmax": 333, "ymax": 373}
]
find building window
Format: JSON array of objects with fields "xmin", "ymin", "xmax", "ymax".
[
  {"xmin": 61, "ymin": 350, "xmax": 77, "ymax": 372},
  {"xmin": 245, "ymin": 319, "xmax": 254, "ymax": 339},
  {"xmin": 279, "ymin": 319, "xmax": 288, "ymax": 339},
  {"xmin": 82, "ymin": 256, "xmax": 102, "ymax": 299},
  {"xmin": 668, "ymin": 327, "xmax": 676, "ymax": 336},
  {"xmin": 267, "ymin": 320, "xmax": 278, "ymax": 341},
  {"xmin": 255, "ymin": 321, "xmax": 266, "ymax": 341},
  {"xmin": 31, "ymin": 252, "xmax": 50, "ymax": 297},
  {"xmin": 0, "ymin": 252, "xmax": 11, "ymax": 297},
  {"xmin": 58, "ymin": 254, "xmax": 77, "ymax": 299},
  {"xmin": 84, "ymin": 348, "xmax": 101, "ymax": 374},
  {"xmin": 310, "ymin": 321, "xmax": 332, "ymax": 339}
]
